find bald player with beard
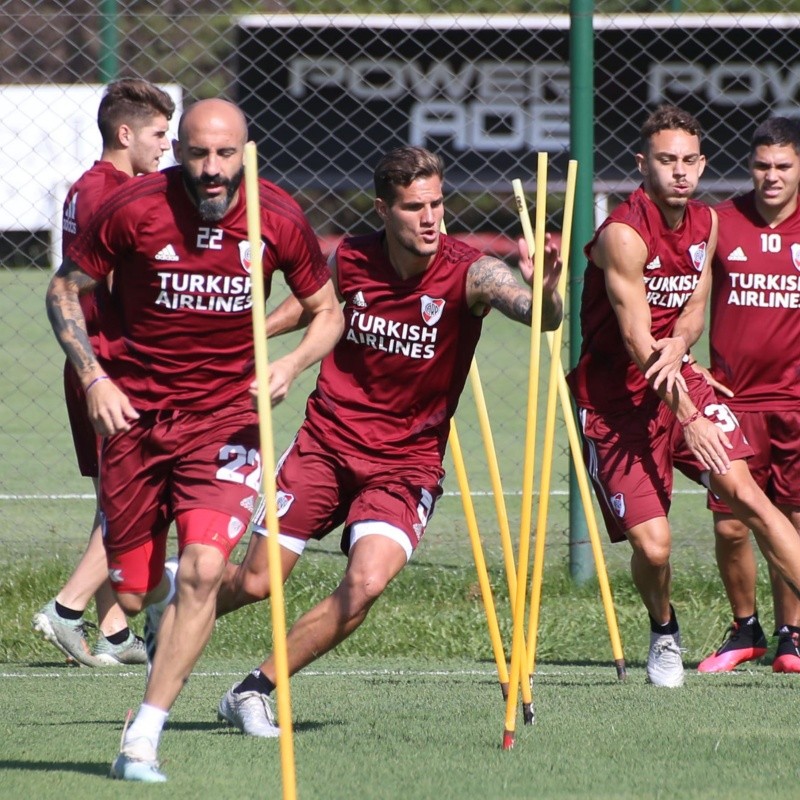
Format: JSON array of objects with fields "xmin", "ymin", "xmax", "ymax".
[{"xmin": 45, "ymin": 98, "xmax": 344, "ymax": 782}]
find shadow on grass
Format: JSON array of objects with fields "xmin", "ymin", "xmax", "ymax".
[
  {"xmin": 21, "ymin": 660, "xmax": 86, "ymax": 669},
  {"xmin": 463, "ymin": 657, "xmax": 640, "ymax": 687},
  {"xmin": 19, "ymin": 659, "xmax": 145, "ymax": 673},
  {"xmin": 0, "ymin": 758, "xmax": 109, "ymax": 778},
  {"xmin": 208, "ymin": 720, "xmax": 331, "ymax": 734}
]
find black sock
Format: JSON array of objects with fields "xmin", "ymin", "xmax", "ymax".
[
  {"xmin": 734, "ymin": 614, "xmax": 758, "ymax": 628},
  {"xmin": 104, "ymin": 627, "xmax": 131, "ymax": 645},
  {"xmin": 778, "ymin": 624, "xmax": 800, "ymax": 637},
  {"xmin": 234, "ymin": 669, "xmax": 275, "ymax": 696},
  {"xmin": 54, "ymin": 601, "xmax": 83, "ymax": 621},
  {"xmin": 649, "ymin": 604, "xmax": 679, "ymax": 635}
]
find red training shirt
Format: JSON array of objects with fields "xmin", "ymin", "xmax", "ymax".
[
  {"xmin": 62, "ymin": 160, "xmax": 129, "ymax": 337},
  {"xmin": 303, "ymin": 230, "xmax": 485, "ymax": 465},
  {"xmin": 67, "ymin": 165, "xmax": 329, "ymax": 411},
  {"xmin": 568, "ymin": 185, "xmax": 712, "ymax": 412},
  {"xmin": 710, "ymin": 191, "xmax": 800, "ymax": 411}
]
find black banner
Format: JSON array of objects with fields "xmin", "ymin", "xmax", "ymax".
[{"xmin": 236, "ymin": 17, "xmax": 800, "ymax": 192}]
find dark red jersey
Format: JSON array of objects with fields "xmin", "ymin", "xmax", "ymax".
[
  {"xmin": 710, "ymin": 191, "xmax": 800, "ymax": 411},
  {"xmin": 63, "ymin": 161, "xmax": 129, "ymax": 251},
  {"xmin": 303, "ymin": 230, "xmax": 485, "ymax": 465},
  {"xmin": 67, "ymin": 166, "xmax": 329, "ymax": 411},
  {"xmin": 62, "ymin": 160, "xmax": 129, "ymax": 334},
  {"xmin": 568, "ymin": 186, "xmax": 712, "ymax": 412}
]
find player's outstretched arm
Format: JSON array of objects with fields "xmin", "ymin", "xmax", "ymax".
[
  {"xmin": 265, "ymin": 294, "xmax": 309, "ymax": 338},
  {"xmin": 45, "ymin": 259, "xmax": 139, "ymax": 435},
  {"xmin": 465, "ymin": 233, "xmax": 563, "ymax": 331},
  {"xmin": 264, "ymin": 279, "xmax": 344, "ymax": 405},
  {"xmin": 265, "ymin": 250, "xmax": 343, "ymax": 338}
]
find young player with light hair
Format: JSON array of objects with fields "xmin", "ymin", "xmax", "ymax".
[{"xmin": 34, "ymin": 78, "xmax": 175, "ymax": 667}]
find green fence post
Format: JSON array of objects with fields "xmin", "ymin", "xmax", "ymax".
[
  {"xmin": 99, "ymin": 0, "xmax": 119, "ymax": 83},
  {"xmin": 568, "ymin": 0, "xmax": 595, "ymax": 583}
]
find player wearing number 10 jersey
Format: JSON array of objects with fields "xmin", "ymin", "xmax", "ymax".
[{"xmin": 697, "ymin": 117, "xmax": 800, "ymax": 675}]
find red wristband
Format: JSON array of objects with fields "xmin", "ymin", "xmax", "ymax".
[{"xmin": 679, "ymin": 410, "xmax": 702, "ymax": 428}]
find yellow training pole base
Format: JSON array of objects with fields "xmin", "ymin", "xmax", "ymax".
[
  {"xmin": 502, "ymin": 729, "xmax": 515, "ymax": 751},
  {"xmin": 615, "ymin": 659, "xmax": 627, "ymax": 680}
]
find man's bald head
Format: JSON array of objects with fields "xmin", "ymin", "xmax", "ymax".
[{"xmin": 177, "ymin": 98, "xmax": 248, "ymax": 144}]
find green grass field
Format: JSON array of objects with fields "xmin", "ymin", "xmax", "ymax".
[
  {"xmin": 0, "ymin": 267, "xmax": 789, "ymax": 798},
  {"xmin": 3, "ymin": 658, "xmax": 799, "ymax": 800}
]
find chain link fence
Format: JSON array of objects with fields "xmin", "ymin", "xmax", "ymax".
[{"xmin": 3, "ymin": 2, "xmax": 799, "ymax": 564}]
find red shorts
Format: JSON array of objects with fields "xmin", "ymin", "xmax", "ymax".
[
  {"xmin": 64, "ymin": 362, "xmax": 100, "ymax": 478},
  {"xmin": 577, "ymin": 369, "xmax": 752, "ymax": 543},
  {"xmin": 99, "ymin": 400, "xmax": 260, "ymax": 565},
  {"xmin": 708, "ymin": 409, "xmax": 800, "ymax": 513},
  {"xmin": 254, "ymin": 424, "xmax": 444, "ymax": 559}
]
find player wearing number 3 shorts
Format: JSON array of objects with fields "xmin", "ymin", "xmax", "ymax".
[{"xmin": 567, "ymin": 105, "xmax": 800, "ymax": 689}]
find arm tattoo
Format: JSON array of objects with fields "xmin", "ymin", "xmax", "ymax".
[
  {"xmin": 467, "ymin": 257, "xmax": 532, "ymax": 324},
  {"xmin": 45, "ymin": 263, "xmax": 101, "ymax": 379}
]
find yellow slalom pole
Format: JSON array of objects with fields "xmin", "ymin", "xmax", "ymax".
[
  {"xmin": 502, "ymin": 154, "xmax": 548, "ymax": 749},
  {"xmin": 449, "ymin": 418, "xmax": 511, "ymax": 699},
  {"xmin": 441, "ymin": 219, "xmax": 509, "ymax": 698},
  {"xmin": 513, "ymin": 161, "xmax": 626, "ymax": 679},
  {"xmin": 244, "ymin": 141, "xmax": 297, "ymax": 800},
  {"xmin": 552, "ymin": 361, "xmax": 627, "ymax": 679},
  {"xmin": 523, "ymin": 161, "xmax": 577, "ymax": 676},
  {"xmin": 469, "ymin": 360, "xmax": 517, "ymax": 605}
]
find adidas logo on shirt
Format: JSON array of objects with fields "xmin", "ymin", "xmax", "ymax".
[
  {"xmin": 155, "ymin": 244, "xmax": 180, "ymax": 262},
  {"xmin": 645, "ymin": 256, "xmax": 661, "ymax": 270},
  {"xmin": 63, "ymin": 193, "xmax": 78, "ymax": 234},
  {"xmin": 352, "ymin": 290, "xmax": 367, "ymax": 308},
  {"xmin": 726, "ymin": 247, "xmax": 747, "ymax": 262}
]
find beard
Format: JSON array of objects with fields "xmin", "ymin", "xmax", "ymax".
[
  {"xmin": 663, "ymin": 194, "xmax": 690, "ymax": 208},
  {"xmin": 183, "ymin": 166, "xmax": 244, "ymax": 222}
]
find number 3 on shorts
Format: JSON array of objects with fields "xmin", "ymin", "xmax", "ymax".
[
  {"xmin": 216, "ymin": 445, "xmax": 263, "ymax": 491},
  {"xmin": 704, "ymin": 403, "xmax": 739, "ymax": 434}
]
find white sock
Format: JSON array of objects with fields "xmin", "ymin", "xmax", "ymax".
[
  {"xmin": 125, "ymin": 703, "xmax": 169, "ymax": 748},
  {"xmin": 151, "ymin": 563, "xmax": 178, "ymax": 615}
]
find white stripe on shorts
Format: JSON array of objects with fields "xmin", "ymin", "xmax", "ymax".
[
  {"xmin": 251, "ymin": 521, "xmax": 412, "ymax": 560},
  {"xmin": 349, "ymin": 521, "xmax": 413, "ymax": 562},
  {"xmin": 251, "ymin": 526, "xmax": 308, "ymax": 556}
]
